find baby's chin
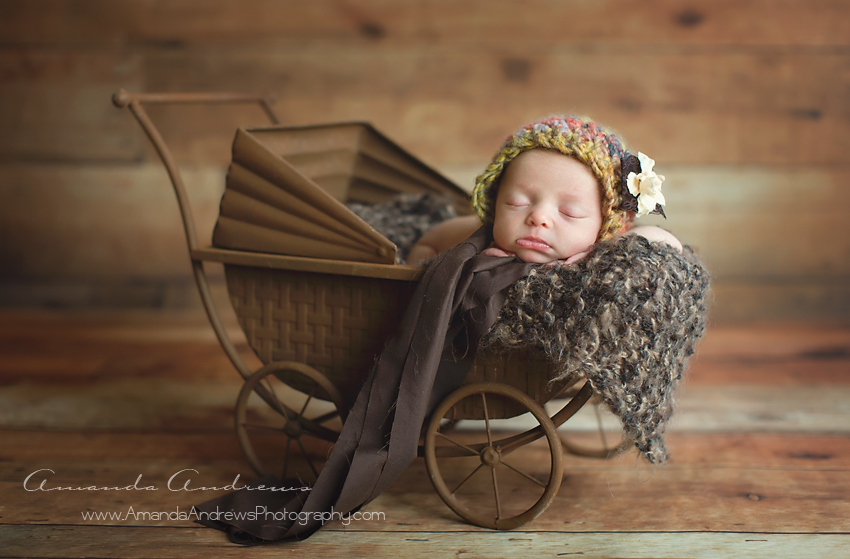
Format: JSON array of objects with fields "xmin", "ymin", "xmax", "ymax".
[{"xmin": 514, "ymin": 249, "xmax": 566, "ymax": 264}]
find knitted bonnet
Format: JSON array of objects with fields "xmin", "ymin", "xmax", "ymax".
[{"xmin": 471, "ymin": 116, "xmax": 639, "ymax": 241}]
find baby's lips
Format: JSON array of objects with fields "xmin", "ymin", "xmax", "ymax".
[{"xmin": 515, "ymin": 237, "xmax": 552, "ymax": 251}]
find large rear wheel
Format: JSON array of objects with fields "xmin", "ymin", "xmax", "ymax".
[{"xmin": 235, "ymin": 361, "xmax": 343, "ymax": 481}]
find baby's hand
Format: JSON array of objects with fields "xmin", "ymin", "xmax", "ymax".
[
  {"xmin": 563, "ymin": 249, "xmax": 592, "ymax": 265},
  {"xmin": 482, "ymin": 246, "xmax": 516, "ymax": 258}
]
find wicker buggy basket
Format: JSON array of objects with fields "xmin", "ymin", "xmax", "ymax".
[{"xmin": 115, "ymin": 90, "xmax": 609, "ymax": 530}]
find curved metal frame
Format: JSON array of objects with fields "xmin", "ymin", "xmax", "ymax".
[{"xmin": 112, "ymin": 89, "xmax": 279, "ymax": 381}]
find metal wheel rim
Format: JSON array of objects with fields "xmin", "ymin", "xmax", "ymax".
[
  {"xmin": 235, "ymin": 361, "xmax": 343, "ymax": 479},
  {"xmin": 424, "ymin": 382, "xmax": 564, "ymax": 530},
  {"xmin": 559, "ymin": 398, "xmax": 626, "ymax": 459}
]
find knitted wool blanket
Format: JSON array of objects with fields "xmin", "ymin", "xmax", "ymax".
[{"xmin": 483, "ymin": 234, "xmax": 711, "ymax": 464}]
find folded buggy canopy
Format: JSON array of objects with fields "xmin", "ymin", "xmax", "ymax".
[{"xmin": 212, "ymin": 122, "xmax": 470, "ymax": 264}]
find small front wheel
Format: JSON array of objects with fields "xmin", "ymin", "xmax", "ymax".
[{"xmin": 424, "ymin": 383, "xmax": 563, "ymax": 530}]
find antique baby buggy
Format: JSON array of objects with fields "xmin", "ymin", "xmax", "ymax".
[{"xmin": 114, "ymin": 90, "xmax": 707, "ymax": 531}]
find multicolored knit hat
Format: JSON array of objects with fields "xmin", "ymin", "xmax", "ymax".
[{"xmin": 471, "ymin": 116, "xmax": 663, "ymax": 241}]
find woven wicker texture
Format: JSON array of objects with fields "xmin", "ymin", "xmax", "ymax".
[
  {"xmin": 226, "ymin": 263, "xmax": 561, "ymax": 418},
  {"xmin": 225, "ymin": 264, "xmax": 414, "ymax": 398},
  {"xmin": 459, "ymin": 350, "xmax": 561, "ymax": 419}
]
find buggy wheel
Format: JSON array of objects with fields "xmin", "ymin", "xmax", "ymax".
[
  {"xmin": 559, "ymin": 396, "xmax": 626, "ymax": 459},
  {"xmin": 554, "ymin": 381, "xmax": 625, "ymax": 459},
  {"xmin": 424, "ymin": 383, "xmax": 563, "ymax": 530},
  {"xmin": 235, "ymin": 361, "xmax": 343, "ymax": 481}
]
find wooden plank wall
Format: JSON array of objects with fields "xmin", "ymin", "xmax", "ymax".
[{"xmin": 0, "ymin": 0, "xmax": 848, "ymax": 321}]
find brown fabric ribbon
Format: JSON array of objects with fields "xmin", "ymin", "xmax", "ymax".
[{"xmin": 194, "ymin": 226, "xmax": 533, "ymax": 543}]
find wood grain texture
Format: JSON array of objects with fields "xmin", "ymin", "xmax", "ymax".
[
  {"xmin": 0, "ymin": 51, "xmax": 145, "ymax": 162},
  {"xmin": 4, "ymin": 455, "xmax": 850, "ymax": 532},
  {"xmin": 0, "ymin": 164, "xmax": 225, "ymax": 278},
  {"xmin": 4, "ymin": 431, "xmax": 850, "ymax": 530},
  {"xmin": 1, "ymin": 1, "xmax": 849, "ymax": 318},
  {"xmin": 1, "ymin": 0, "xmax": 848, "ymax": 47},
  {"xmin": 142, "ymin": 49, "xmax": 850, "ymax": 167},
  {"xmin": 0, "ymin": 311, "xmax": 848, "ymax": 556},
  {"xmin": 6, "ymin": 430, "xmax": 850, "ymax": 469},
  {"xmin": 4, "ymin": 163, "xmax": 849, "ymax": 274},
  {"xmin": 3, "ymin": 378, "xmax": 849, "ymax": 433},
  {"xmin": 0, "ymin": 313, "xmax": 847, "ymax": 431},
  {"xmin": 4, "ymin": 48, "xmax": 847, "ymax": 166},
  {"xmin": 3, "ymin": 161, "xmax": 848, "ymax": 319},
  {"xmin": 2, "ymin": 525, "xmax": 849, "ymax": 559}
]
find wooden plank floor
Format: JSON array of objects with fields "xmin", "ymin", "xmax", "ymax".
[{"xmin": 1, "ymin": 309, "xmax": 849, "ymax": 558}]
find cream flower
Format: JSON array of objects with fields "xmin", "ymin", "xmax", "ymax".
[{"xmin": 626, "ymin": 152, "xmax": 666, "ymax": 217}]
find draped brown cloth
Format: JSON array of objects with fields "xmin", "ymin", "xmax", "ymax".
[{"xmin": 194, "ymin": 226, "xmax": 533, "ymax": 543}]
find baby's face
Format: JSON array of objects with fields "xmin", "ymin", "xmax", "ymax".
[{"xmin": 492, "ymin": 149, "xmax": 602, "ymax": 263}]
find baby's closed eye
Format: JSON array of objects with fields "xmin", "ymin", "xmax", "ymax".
[
  {"xmin": 559, "ymin": 206, "xmax": 590, "ymax": 219},
  {"xmin": 504, "ymin": 195, "xmax": 530, "ymax": 208}
]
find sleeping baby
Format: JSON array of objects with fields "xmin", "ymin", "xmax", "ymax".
[{"xmin": 407, "ymin": 116, "xmax": 681, "ymax": 266}]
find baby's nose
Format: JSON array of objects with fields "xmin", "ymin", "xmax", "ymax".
[{"xmin": 526, "ymin": 208, "xmax": 552, "ymax": 227}]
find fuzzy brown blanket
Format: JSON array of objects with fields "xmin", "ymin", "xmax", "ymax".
[{"xmin": 484, "ymin": 233, "xmax": 711, "ymax": 464}]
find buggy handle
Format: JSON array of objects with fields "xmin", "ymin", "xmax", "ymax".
[
  {"xmin": 112, "ymin": 89, "xmax": 279, "ymax": 251},
  {"xmin": 112, "ymin": 89, "xmax": 279, "ymax": 124},
  {"xmin": 113, "ymin": 89, "xmax": 281, "ymax": 380}
]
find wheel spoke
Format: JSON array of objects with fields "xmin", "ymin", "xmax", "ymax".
[
  {"xmin": 499, "ymin": 383, "xmax": 594, "ymax": 455},
  {"xmin": 312, "ymin": 409, "xmax": 340, "ymax": 425},
  {"xmin": 501, "ymin": 459, "xmax": 547, "ymax": 488},
  {"xmin": 262, "ymin": 376, "xmax": 290, "ymax": 421},
  {"xmin": 282, "ymin": 437, "xmax": 291, "ymax": 480},
  {"xmin": 452, "ymin": 463, "xmax": 486, "ymax": 495},
  {"xmin": 480, "ymin": 393, "xmax": 493, "ymax": 446},
  {"xmin": 299, "ymin": 387, "xmax": 316, "ymax": 418},
  {"xmin": 491, "ymin": 466, "xmax": 502, "ymax": 520},
  {"xmin": 594, "ymin": 403, "xmax": 610, "ymax": 451},
  {"xmin": 296, "ymin": 437, "xmax": 320, "ymax": 478},
  {"xmin": 436, "ymin": 431, "xmax": 478, "ymax": 456},
  {"xmin": 241, "ymin": 422, "xmax": 284, "ymax": 433}
]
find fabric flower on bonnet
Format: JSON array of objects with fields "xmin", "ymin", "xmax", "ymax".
[{"xmin": 626, "ymin": 152, "xmax": 666, "ymax": 218}]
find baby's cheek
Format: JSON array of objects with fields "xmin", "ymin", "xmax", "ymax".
[{"xmin": 491, "ymin": 222, "xmax": 510, "ymax": 252}]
